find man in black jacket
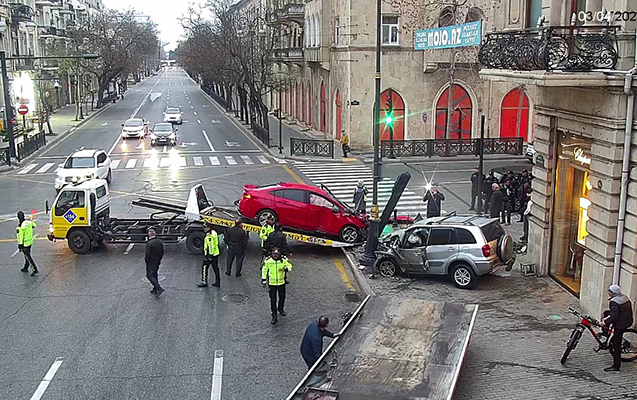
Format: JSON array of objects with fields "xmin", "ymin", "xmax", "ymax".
[
  {"xmin": 423, "ymin": 186, "xmax": 445, "ymax": 218},
  {"xmin": 470, "ymin": 167, "xmax": 485, "ymax": 212},
  {"xmin": 483, "ymin": 172, "xmax": 497, "ymax": 211},
  {"xmin": 601, "ymin": 284, "xmax": 634, "ymax": 371},
  {"xmin": 265, "ymin": 223, "xmax": 290, "ymax": 256},
  {"xmin": 489, "ymin": 183, "xmax": 504, "ymax": 219},
  {"xmin": 225, "ymin": 218, "xmax": 248, "ymax": 277},
  {"xmin": 145, "ymin": 227, "xmax": 165, "ymax": 297}
]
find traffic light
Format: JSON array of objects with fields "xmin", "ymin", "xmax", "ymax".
[{"xmin": 384, "ymin": 113, "xmax": 394, "ymax": 126}]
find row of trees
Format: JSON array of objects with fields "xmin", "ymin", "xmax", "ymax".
[
  {"xmin": 177, "ymin": 1, "xmax": 291, "ymax": 131},
  {"xmin": 48, "ymin": 9, "xmax": 160, "ymax": 113}
]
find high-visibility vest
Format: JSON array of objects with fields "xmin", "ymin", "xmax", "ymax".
[
  {"xmin": 259, "ymin": 223, "xmax": 275, "ymax": 246},
  {"xmin": 204, "ymin": 231, "xmax": 220, "ymax": 256},
  {"xmin": 16, "ymin": 220, "xmax": 36, "ymax": 247},
  {"xmin": 262, "ymin": 256, "xmax": 292, "ymax": 286}
]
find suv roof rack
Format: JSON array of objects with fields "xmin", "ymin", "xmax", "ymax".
[{"xmin": 426, "ymin": 211, "xmax": 458, "ymax": 225}]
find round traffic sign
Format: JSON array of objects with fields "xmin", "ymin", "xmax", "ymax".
[{"xmin": 17, "ymin": 104, "xmax": 28, "ymax": 115}]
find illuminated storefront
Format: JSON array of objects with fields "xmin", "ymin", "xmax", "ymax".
[{"xmin": 548, "ymin": 133, "xmax": 592, "ymax": 295}]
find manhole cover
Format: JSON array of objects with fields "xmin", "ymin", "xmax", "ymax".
[
  {"xmin": 547, "ymin": 314, "xmax": 564, "ymax": 321},
  {"xmin": 222, "ymin": 294, "xmax": 249, "ymax": 303},
  {"xmin": 344, "ymin": 292, "xmax": 363, "ymax": 303},
  {"xmin": 142, "ymin": 274, "xmax": 167, "ymax": 283}
]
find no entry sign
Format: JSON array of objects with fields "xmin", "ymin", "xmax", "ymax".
[{"xmin": 17, "ymin": 104, "xmax": 28, "ymax": 115}]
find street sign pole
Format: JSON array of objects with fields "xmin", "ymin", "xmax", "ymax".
[
  {"xmin": 444, "ymin": 0, "xmax": 457, "ymax": 157},
  {"xmin": 1, "ymin": 51, "xmax": 15, "ymax": 165}
]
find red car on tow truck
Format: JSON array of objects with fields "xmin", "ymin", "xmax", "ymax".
[{"xmin": 238, "ymin": 182, "xmax": 367, "ymax": 244}]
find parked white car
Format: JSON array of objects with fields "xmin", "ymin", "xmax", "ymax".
[
  {"xmin": 121, "ymin": 118, "xmax": 148, "ymax": 138},
  {"xmin": 55, "ymin": 149, "xmax": 112, "ymax": 192},
  {"xmin": 163, "ymin": 107, "xmax": 183, "ymax": 124}
]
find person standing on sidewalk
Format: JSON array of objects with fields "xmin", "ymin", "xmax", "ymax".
[
  {"xmin": 489, "ymin": 183, "xmax": 503, "ymax": 219},
  {"xmin": 601, "ymin": 285, "xmax": 634, "ymax": 372},
  {"xmin": 483, "ymin": 171, "xmax": 497, "ymax": 211},
  {"xmin": 423, "ymin": 186, "xmax": 445, "ymax": 218},
  {"xmin": 225, "ymin": 218, "xmax": 248, "ymax": 277},
  {"xmin": 261, "ymin": 249, "xmax": 292, "ymax": 324},
  {"xmin": 16, "ymin": 211, "xmax": 38, "ymax": 276},
  {"xmin": 352, "ymin": 180, "xmax": 368, "ymax": 214},
  {"xmin": 198, "ymin": 225, "xmax": 220, "ymax": 288},
  {"xmin": 340, "ymin": 130, "xmax": 350, "ymax": 158},
  {"xmin": 469, "ymin": 166, "xmax": 484, "ymax": 211},
  {"xmin": 520, "ymin": 195, "xmax": 533, "ymax": 243},
  {"xmin": 501, "ymin": 180, "xmax": 513, "ymax": 225},
  {"xmin": 145, "ymin": 227, "xmax": 165, "ymax": 297},
  {"xmin": 517, "ymin": 182, "xmax": 531, "ymax": 222}
]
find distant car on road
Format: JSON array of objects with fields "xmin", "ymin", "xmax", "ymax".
[
  {"xmin": 163, "ymin": 107, "xmax": 183, "ymax": 124},
  {"xmin": 120, "ymin": 118, "xmax": 148, "ymax": 139},
  {"xmin": 238, "ymin": 182, "xmax": 367, "ymax": 243},
  {"xmin": 150, "ymin": 123, "xmax": 177, "ymax": 146},
  {"xmin": 55, "ymin": 149, "xmax": 111, "ymax": 191}
]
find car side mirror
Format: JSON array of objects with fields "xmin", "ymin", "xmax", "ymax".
[
  {"xmin": 332, "ymin": 206, "xmax": 340, "ymax": 214},
  {"xmin": 175, "ymin": 129, "xmax": 178, "ymax": 132},
  {"xmin": 121, "ymin": 123, "xmax": 124, "ymax": 127},
  {"xmin": 45, "ymin": 200, "xmax": 50, "ymax": 215}
]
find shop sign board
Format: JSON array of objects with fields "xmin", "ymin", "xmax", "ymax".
[
  {"xmin": 414, "ymin": 21, "xmax": 482, "ymax": 50},
  {"xmin": 574, "ymin": 147, "xmax": 591, "ymax": 165}
]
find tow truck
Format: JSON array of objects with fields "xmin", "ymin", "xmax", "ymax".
[{"xmin": 46, "ymin": 179, "xmax": 354, "ymax": 254}]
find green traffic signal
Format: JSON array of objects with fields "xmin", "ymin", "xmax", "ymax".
[{"xmin": 384, "ymin": 114, "xmax": 394, "ymax": 125}]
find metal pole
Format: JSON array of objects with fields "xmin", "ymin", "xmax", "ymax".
[
  {"xmin": 1, "ymin": 51, "xmax": 15, "ymax": 165},
  {"xmin": 360, "ymin": 0, "xmax": 383, "ymax": 266},
  {"xmin": 477, "ymin": 115, "xmax": 485, "ymax": 215},
  {"xmin": 278, "ymin": 82, "xmax": 283, "ymax": 154},
  {"xmin": 444, "ymin": 2, "xmax": 457, "ymax": 157},
  {"xmin": 388, "ymin": 88, "xmax": 395, "ymax": 159}
]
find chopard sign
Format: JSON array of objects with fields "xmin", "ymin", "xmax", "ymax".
[{"xmin": 574, "ymin": 147, "xmax": 591, "ymax": 165}]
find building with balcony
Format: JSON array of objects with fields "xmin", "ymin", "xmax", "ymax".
[{"xmin": 478, "ymin": 2, "xmax": 637, "ymax": 319}]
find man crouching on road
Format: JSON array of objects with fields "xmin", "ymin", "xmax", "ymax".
[
  {"xmin": 145, "ymin": 227, "xmax": 165, "ymax": 297},
  {"xmin": 300, "ymin": 316, "xmax": 339, "ymax": 369},
  {"xmin": 261, "ymin": 248, "xmax": 292, "ymax": 325}
]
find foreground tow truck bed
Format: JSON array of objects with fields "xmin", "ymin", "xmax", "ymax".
[
  {"xmin": 47, "ymin": 181, "xmax": 354, "ymax": 255},
  {"xmin": 287, "ymin": 296, "xmax": 478, "ymax": 400}
]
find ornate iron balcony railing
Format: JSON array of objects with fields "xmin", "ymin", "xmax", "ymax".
[{"xmin": 478, "ymin": 25, "xmax": 619, "ymax": 71}]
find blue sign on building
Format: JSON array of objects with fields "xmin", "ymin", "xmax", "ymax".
[{"xmin": 414, "ymin": 21, "xmax": 482, "ymax": 50}]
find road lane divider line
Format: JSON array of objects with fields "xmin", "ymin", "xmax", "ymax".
[
  {"xmin": 193, "ymin": 111, "xmax": 197, "ymax": 116},
  {"xmin": 197, "ymin": 119, "xmax": 201, "ymax": 124},
  {"xmin": 110, "ymin": 160, "xmax": 121, "ymax": 169},
  {"xmin": 30, "ymin": 357, "xmax": 64, "ymax": 400},
  {"xmin": 333, "ymin": 256, "xmax": 355, "ymax": 291},
  {"xmin": 202, "ymin": 130, "xmax": 216, "ymax": 151},
  {"xmin": 211, "ymin": 350, "xmax": 223, "ymax": 400},
  {"xmin": 283, "ymin": 165, "xmax": 304, "ymax": 184},
  {"xmin": 125, "ymin": 159, "xmax": 137, "ymax": 169},
  {"xmin": 124, "ymin": 244, "xmax": 135, "ymax": 255}
]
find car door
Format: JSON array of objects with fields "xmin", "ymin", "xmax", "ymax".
[
  {"xmin": 272, "ymin": 189, "xmax": 309, "ymax": 230},
  {"xmin": 425, "ymin": 228, "xmax": 458, "ymax": 275},
  {"xmin": 96, "ymin": 152, "xmax": 108, "ymax": 178},
  {"xmin": 51, "ymin": 189, "xmax": 88, "ymax": 238},
  {"xmin": 397, "ymin": 227, "xmax": 430, "ymax": 274},
  {"xmin": 306, "ymin": 193, "xmax": 339, "ymax": 234}
]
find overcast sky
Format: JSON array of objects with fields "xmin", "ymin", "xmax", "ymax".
[{"xmin": 103, "ymin": 0, "xmax": 207, "ymax": 52}]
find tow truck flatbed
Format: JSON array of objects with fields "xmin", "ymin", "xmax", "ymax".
[{"xmin": 287, "ymin": 296, "xmax": 478, "ymax": 400}]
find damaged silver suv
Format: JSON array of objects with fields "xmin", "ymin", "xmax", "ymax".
[{"xmin": 375, "ymin": 214, "xmax": 515, "ymax": 289}]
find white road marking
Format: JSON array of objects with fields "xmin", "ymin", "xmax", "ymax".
[
  {"xmin": 176, "ymin": 156, "xmax": 187, "ymax": 167},
  {"xmin": 197, "ymin": 119, "xmax": 201, "ymax": 124},
  {"xmin": 225, "ymin": 156, "xmax": 237, "ymax": 165},
  {"xmin": 256, "ymin": 156, "xmax": 270, "ymax": 164},
  {"xmin": 202, "ymin": 130, "xmax": 216, "ymax": 151},
  {"xmin": 193, "ymin": 156, "xmax": 204, "ymax": 166},
  {"xmin": 110, "ymin": 160, "xmax": 121, "ymax": 169},
  {"xmin": 30, "ymin": 357, "xmax": 64, "ymax": 400},
  {"xmin": 191, "ymin": 105, "xmax": 194, "ymax": 109},
  {"xmin": 209, "ymin": 156, "xmax": 220, "ymax": 166},
  {"xmin": 193, "ymin": 111, "xmax": 197, "ymax": 116},
  {"xmin": 54, "ymin": 163, "xmax": 63, "ymax": 172},
  {"xmin": 160, "ymin": 157, "xmax": 171, "ymax": 167},
  {"xmin": 143, "ymin": 158, "xmax": 158, "ymax": 168},
  {"xmin": 125, "ymin": 159, "xmax": 137, "ymax": 169},
  {"xmin": 124, "ymin": 244, "xmax": 135, "ymax": 255},
  {"xmin": 240, "ymin": 155, "xmax": 254, "ymax": 165},
  {"xmin": 210, "ymin": 350, "xmax": 223, "ymax": 400},
  {"xmin": 18, "ymin": 164, "xmax": 38, "ymax": 174},
  {"xmin": 35, "ymin": 163, "xmax": 55, "ymax": 174},
  {"xmin": 276, "ymin": 158, "xmax": 287, "ymax": 164},
  {"xmin": 163, "ymin": 146, "xmax": 168, "ymax": 153}
]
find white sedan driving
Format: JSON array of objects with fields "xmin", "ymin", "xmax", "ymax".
[
  {"xmin": 55, "ymin": 149, "xmax": 112, "ymax": 191},
  {"xmin": 121, "ymin": 118, "xmax": 148, "ymax": 138}
]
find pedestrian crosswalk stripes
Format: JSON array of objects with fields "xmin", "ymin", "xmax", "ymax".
[
  {"xmin": 15, "ymin": 153, "xmax": 286, "ymax": 176},
  {"xmin": 295, "ymin": 163, "xmax": 428, "ymax": 217}
]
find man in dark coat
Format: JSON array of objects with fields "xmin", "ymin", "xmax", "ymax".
[
  {"xmin": 470, "ymin": 166, "xmax": 485, "ymax": 211},
  {"xmin": 265, "ymin": 223, "xmax": 290, "ymax": 256},
  {"xmin": 145, "ymin": 227, "xmax": 165, "ymax": 297},
  {"xmin": 423, "ymin": 186, "xmax": 445, "ymax": 218},
  {"xmin": 300, "ymin": 316, "xmax": 338, "ymax": 369},
  {"xmin": 225, "ymin": 218, "xmax": 248, "ymax": 277},
  {"xmin": 601, "ymin": 284, "xmax": 634, "ymax": 371},
  {"xmin": 483, "ymin": 171, "xmax": 497, "ymax": 211},
  {"xmin": 489, "ymin": 183, "xmax": 504, "ymax": 219}
]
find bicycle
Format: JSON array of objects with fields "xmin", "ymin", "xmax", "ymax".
[{"xmin": 560, "ymin": 307, "xmax": 637, "ymax": 364}]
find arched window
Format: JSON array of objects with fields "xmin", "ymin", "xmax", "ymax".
[
  {"xmin": 379, "ymin": 89, "xmax": 405, "ymax": 141},
  {"xmin": 309, "ymin": 17, "xmax": 315, "ymax": 47},
  {"xmin": 317, "ymin": 16, "xmax": 321, "ymax": 46},
  {"xmin": 465, "ymin": 7, "xmax": 485, "ymax": 22},
  {"xmin": 435, "ymin": 84, "xmax": 473, "ymax": 139},
  {"xmin": 307, "ymin": 83, "xmax": 312, "ymax": 126},
  {"xmin": 438, "ymin": 7, "xmax": 454, "ymax": 27},
  {"xmin": 500, "ymin": 88, "xmax": 530, "ymax": 142}
]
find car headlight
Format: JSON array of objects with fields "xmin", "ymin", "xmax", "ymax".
[
  {"xmin": 85, "ymin": 173, "xmax": 94, "ymax": 179},
  {"xmin": 49, "ymin": 224, "xmax": 54, "ymax": 233}
]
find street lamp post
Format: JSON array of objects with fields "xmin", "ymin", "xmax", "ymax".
[
  {"xmin": 54, "ymin": 80, "xmax": 60, "ymax": 108},
  {"xmin": 278, "ymin": 81, "xmax": 283, "ymax": 154},
  {"xmin": 360, "ymin": 0, "xmax": 383, "ymax": 266},
  {"xmin": 0, "ymin": 53, "xmax": 98, "ymax": 165}
]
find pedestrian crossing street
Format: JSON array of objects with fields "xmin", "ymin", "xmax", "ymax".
[
  {"xmin": 295, "ymin": 163, "xmax": 428, "ymax": 218},
  {"xmin": 16, "ymin": 153, "xmax": 286, "ymax": 175}
]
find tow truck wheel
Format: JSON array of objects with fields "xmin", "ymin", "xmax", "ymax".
[
  {"xmin": 186, "ymin": 230, "xmax": 205, "ymax": 255},
  {"xmin": 339, "ymin": 225, "xmax": 360, "ymax": 243},
  {"xmin": 256, "ymin": 209, "xmax": 278, "ymax": 226},
  {"xmin": 68, "ymin": 230, "xmax": 91, "ymax": 254}
]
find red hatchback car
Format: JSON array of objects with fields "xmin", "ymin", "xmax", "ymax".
[{"xmin": 238, "ymin": 182, "xmax": 367, "ymax": 243}]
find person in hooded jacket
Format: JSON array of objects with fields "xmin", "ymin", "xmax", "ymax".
[
  {"xmin": 352, "ymin": 180, "xmax": 368, "ymax": 214},
  {"xmin": 16, "ymin": 211, "xmax": 38, "ymax": 276},
  {"xmin": 601, "ymin": 284, "xmax": 634, "ymax": 371}
]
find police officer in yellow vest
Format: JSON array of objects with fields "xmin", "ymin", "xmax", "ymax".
[
  {"xmin": 198, "ymin": 225, "xmax": 220, "ymax": 287},
  {"xmin": 261, "ymin": 248, "xmax": 292, "ymax": 324},
  {"xmin": 16, "ymin": 211, "xmax": 38, "ymax": 276},
  {"xmin": 259, "ymin": 216, "xmax": 275, "ymax": 262}
]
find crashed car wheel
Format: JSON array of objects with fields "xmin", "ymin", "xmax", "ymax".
[
  {"xmin": 256, "ymin": 209, "xmax": 278, "ymax": 226},
  {"xmin": 451, "ymin": 263, "xmax": 476, "ymax": 289},
  {"xmin": 339, "ymin": 225, "xmax": 360, "ymax": 243},
  {"xmin": 378, "ymin": 258, "xmax": 398, "ymax": 277}
]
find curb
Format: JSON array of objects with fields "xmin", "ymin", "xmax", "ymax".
[{"xmin": 341, "ymin": 247, "xmax": 376, "ymax": 297}]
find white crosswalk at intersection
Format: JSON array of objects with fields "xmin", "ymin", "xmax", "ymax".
[
  {"xmin": 15, "ymin": 153, "xmax": 286, "ymax": 175},
  {"xmin": 295, "ymin": 163, "xmax": 428, "ymax": 218}
]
